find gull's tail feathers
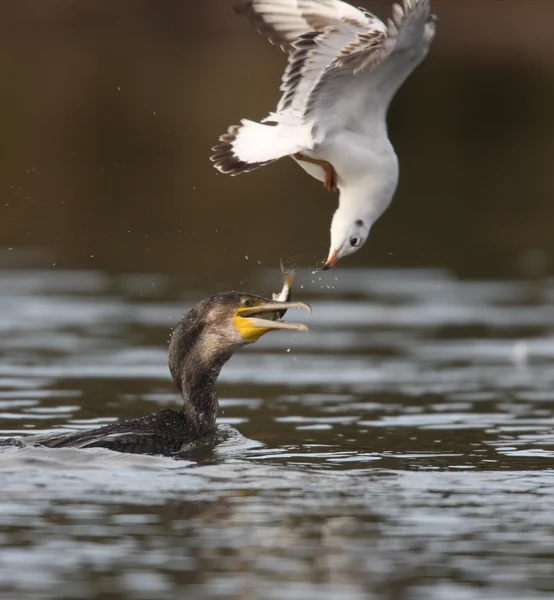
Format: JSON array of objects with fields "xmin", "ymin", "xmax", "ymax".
[{"xmin": 211, "ymin": 118, "xmax": 313, "ymax": 176}]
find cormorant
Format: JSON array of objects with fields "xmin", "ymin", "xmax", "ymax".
[{"xmin": 15, "ymin": 291, "xmax": 310, "ymax": 456}]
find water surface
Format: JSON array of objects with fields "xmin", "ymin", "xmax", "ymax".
[{"xmin": 1, "ymin": 267, "xmax": 554, "ymax": 599}]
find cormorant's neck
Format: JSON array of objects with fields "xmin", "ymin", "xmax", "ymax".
[
  {"xmin": 179, "ymin": 345, "xmax": 233, "ymax": 433},
  {"xmin": 168, "ymin": 307, "xmax": 240, "ymax": 436}
]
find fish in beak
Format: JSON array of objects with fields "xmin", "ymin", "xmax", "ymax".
[
  {"xmin": 272, "ymin": 259, "xmax": 296, "ymax": 319},
  {"xmin": 233, "ymin": 265, "xmax": 311, "ymax": 342}
]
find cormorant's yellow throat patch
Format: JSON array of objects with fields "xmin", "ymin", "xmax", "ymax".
[
  {"xmin": 234, "ymin": 313, "xmax": 269, "ymax": 343},
  {"xmin": 233, "ymin": 298, "xmax": 311, "ymax": 343}
]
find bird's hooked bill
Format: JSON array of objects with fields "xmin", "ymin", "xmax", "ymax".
[
  {"xmin": 237, "ymin": 300, "xmax": 312, "ymax": 336},
  {"xmin": 237, "ymin": 301, "xmax": 312, "ymax": 320},
  {"xmin": 322, "ymin": 249, "xmax": 339, "ymax": 271}
]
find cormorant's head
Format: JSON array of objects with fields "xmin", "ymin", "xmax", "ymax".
[
  {"xmin": 171, "ymin": 292, "xmax": 311, "ymax": 364},
  {"xmin": 169, "ymin": 292, "xmax": 310, "ymax": 398},
  {"xmin": 229, "ymin": 292, "xmax": 311, "ymax": 343}
]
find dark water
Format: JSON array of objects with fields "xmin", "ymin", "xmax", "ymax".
[
  {"xmin": 1, "ymin": 267, "xmax": 554, "ymax": 600},
  {"xmin": 1, "ymin": 0, "xmax": 554, "ymax": 277}
]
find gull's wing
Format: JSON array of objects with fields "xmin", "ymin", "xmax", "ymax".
[
  {"xmin": 335, "ymin": 0, "xmax": 434, "ymax": 73},
  {"xmin": 233, "ymin": 0, "xmax": 378, "ymax": 52},
  {"xmin": 275, "ymin": 11, "xmax": 386, "ymax": 115},
  {"xmin": 302, "ymin": 0, "xmax": 436, "ymax": 134}
]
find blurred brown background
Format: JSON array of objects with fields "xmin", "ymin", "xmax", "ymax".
[{"xmin": 0, "ymin": 0, "xmax": 552, "ymax": 279}]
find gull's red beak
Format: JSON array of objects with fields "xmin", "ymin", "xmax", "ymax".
[{"xmin": 322, "ymin": 249, "xmax": 339, "ymax": 271}]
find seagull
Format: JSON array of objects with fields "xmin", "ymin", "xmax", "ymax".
[{"xmin": 211, "ymin": 0, "xmax": 436, "ymax": 269}]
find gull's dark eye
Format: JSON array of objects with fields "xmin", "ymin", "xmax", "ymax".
[
  {"xmin": 349, "ymin": 237, "xmax": 359, "ymax": 247},
  {"xmin": 242, "ymin": 298, "xmax": 252, "ymax": 307}
]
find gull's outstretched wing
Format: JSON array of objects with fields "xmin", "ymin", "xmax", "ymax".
[
  {"xmin": 233, "ymin": 0, "xmax": 379, "ymax": 52},
  {"xmin": 302, "ymin": 0, "xmax": 436, "ymax": 134},
  {"xmin": 212, "ymin": 0, "xmax": 435, "ymax": 176},
  {"xmin": 211, "ymin": 1, "xmax": 386, "ymax": 174},
  {"xmin": 274, "ymin": 9, "xmax": 386, "ymax": 115}
]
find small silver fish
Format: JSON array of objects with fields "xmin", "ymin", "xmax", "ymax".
[{"xmin": 273, "ymin": 260, "xmax": 296, "ymax": 319}]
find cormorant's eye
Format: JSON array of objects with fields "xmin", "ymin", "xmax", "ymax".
[
  {"xmin": 349, "ymin": 237, "xmax": 359, "ymax": 247},
  {"xmin": 242, "ymin": 298, "xmax": 253, "ymax": 307}
]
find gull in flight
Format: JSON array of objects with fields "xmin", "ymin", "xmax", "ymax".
[{"xmin": 211, "ymin": 0, "xmax": 436, "ymax": 269}]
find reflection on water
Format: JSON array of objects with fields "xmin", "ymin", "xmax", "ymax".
[{"xmin": 1, "ymin": 267, "xmax": 554, "ymax": 599}]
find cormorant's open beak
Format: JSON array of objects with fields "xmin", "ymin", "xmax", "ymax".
[
  {"xmin": 235, "ymin": 300, "xmax": 311, "ymax": 342},
  {"xmin": 322, "ymin": 249, "xmax": 339, "ymax": 271},
  {"xmin": 237, "ymin": 300, "xmax": 311, "ymax": 333}
]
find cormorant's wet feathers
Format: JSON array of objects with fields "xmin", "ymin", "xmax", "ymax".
[{"xmin": 6, "ymin": 291, "xmax": 309, "ymax": 456}]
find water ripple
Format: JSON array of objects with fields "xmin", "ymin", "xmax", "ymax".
[{"xmin": 1, "ymin": 268, "xmax": 554, "ymax": 599}]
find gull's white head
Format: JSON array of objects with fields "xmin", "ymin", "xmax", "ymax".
[
  {"xmin": 322, "ymin": 158, "xmax": 398, "ymax": 270},
  {"xmin": 322, "ymin": 208, "xmax": 371, "ymax": 270}
]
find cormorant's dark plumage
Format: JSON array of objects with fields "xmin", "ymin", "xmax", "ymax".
[{"xmin": 9, "ymin": 291, "xmax": 309, "ymax": 456}]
